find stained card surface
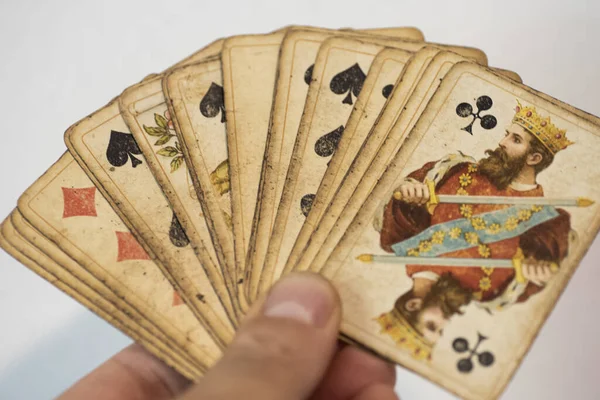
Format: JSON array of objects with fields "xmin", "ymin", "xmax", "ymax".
[
  {"xmin": 163, "ymin": 59, "xmax": 237, "ymax": 306},
  {"xmin": 262, "ymin": 34, "xmax": 490, "ymax": 294},
  {"xmin": 247, "ymin": 27, "xmax": 425, "ymax": 300},
  {"xmin": 221, "ymin": 32, "xmax": 288, "ymax": 298},
  {"xmin": 283, "ymin": 47, "xmax": 413, "ymax": 277},
  {"xmin": 16, "ymin": 153, "xmax": 222, "ymax": 369},
  {"xmin": 260, "ymin": 36, "xmax": 434, "ymax": 293},
  {"xmin": 119, "ymin": 74, "xmax": 241, "ymax": 329},
  {"xmin": 297, "ymin": 51, "xmax": 477, "ymax": 274},
  {"xmin": 65, "ymin": 100, "xmax": 238, "ymax": 332},
  {"xmin": 295, "ymin": 51, "xmax": 522, "ymax": 275},
  {"xmin": 322, "ymin": 62, "xmax": 600, "ymax": 400},
  {"xmin": 0, "ymin": 214, "xmax": 201, "ymax": 379}
]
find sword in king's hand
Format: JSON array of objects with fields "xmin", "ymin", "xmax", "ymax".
[
  {"xmin": 393, "ymin": 180, "xmax": 595, "ymax": 214},
  {"xmin": 356, "ymin": 248, "xmax": 558, "ymax": 284}
]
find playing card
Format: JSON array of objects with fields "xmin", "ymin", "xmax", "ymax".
[
  {"xmin": 294, "ymin": 51, "xmax": 482, "ymax": 274},
  {"xmin": 320, "ymin": 62, "xmax": 600, "ymax": 399},
  {"xmin": 65, "ymin": 99, "xmax": 238, "ymax": 332},
  {"xmin": 119, "ymin": 69, "xmax": 242, "ymax": 326},
  {"xmin": 15, "ymin": 153, "xmax": 222, "ymax": 369},
  {"xmin": 282, "ymin": 47, "xmax": 413, "ymax": 279},
  {"xmin": 246, "ymin": 27, "xmax": 427, "ymax": 301},
  {"xmin": 0, "ymin": 212, "xmax": 201, "ymax": 379},
  {"xmin": 294, "ymin": 51, "xmax": 523, "ymax": 275},
  {"xmin": 222, "ymin": 27, "xmax": 425, "ymax": 300},
  {"xmin": 260, "ymin": 36, "xmax": 487, "ymax": 294},
  {"xmin": 162, "ymin": 59, "xmax": 238, "ymax": 304},
  {"xmin": 292, "ymin": 48, "xmax": 526, "ymax": 276},
  {"xmin": 221, "ymin": 31, "xmax": 288, "ymax": 300}
]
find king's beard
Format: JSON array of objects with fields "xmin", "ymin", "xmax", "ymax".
[{"xmin": 478, "ymin": 147, "xmax": 528, "ymax": 190}]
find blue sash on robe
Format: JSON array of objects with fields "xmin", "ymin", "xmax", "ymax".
[{"xmin": 391, "ymin": 205, "xmax": 559, "ymax": 257}]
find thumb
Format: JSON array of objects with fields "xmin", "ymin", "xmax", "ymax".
[{"xmin": 181, "ymin": 273, "xmax": 341, "ymax": 400}]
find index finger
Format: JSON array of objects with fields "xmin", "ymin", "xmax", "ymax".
[
  {"xmin": 311, "ymin": 344, "xmax": 397, "ymax": 400},
  {"xmin": 57, "ymin": 343, "xmax": 191, "ymax": 400}
]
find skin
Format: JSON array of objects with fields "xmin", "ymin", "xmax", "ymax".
[
  {"xmin": 395, "ymin": 125, "xmax": 556, "ymax": 286},
  {"xmin": 57, "ymin": 274, "xmax": 398, "ymax": 400}
]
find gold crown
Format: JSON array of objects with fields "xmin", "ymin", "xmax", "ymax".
[
  {"xmin": 376, "ymin": 309, "xmax": 433, "ymax": 361},
  {"xmin": 512, "ymin": 101, "xmax": 573, "ymax": 154}
]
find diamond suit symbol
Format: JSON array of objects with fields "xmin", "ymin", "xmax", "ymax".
[{"xmin": 62, "ymin": 187, "xmax": 97, "ymax": 218}]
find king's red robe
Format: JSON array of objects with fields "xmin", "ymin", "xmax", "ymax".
[{"xmin": 380, "ymin": 161, "xmax": 571, "ymax": 303}]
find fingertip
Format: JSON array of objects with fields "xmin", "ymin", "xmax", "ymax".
[{"xmin": 262, "ymin": 272, "xmax": 341, "ymax": 329}]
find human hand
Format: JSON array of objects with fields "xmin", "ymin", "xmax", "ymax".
[
  {"xmin": 393, "ymin": 181, "xmax": 430, "ymax": 205},
  {"xmin": 57, "ymin": 273, "xmax": 398, "ymax": 400},
  {"xmin": 521, "ymin": 258, "xmax": 558, "ymax": 287}
]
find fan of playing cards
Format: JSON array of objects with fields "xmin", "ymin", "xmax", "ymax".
[{"xmin": 3, "ymin": 25, "xmax": 600, "ymax": 400}]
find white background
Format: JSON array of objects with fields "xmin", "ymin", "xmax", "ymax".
[{"xmin": 0, "ymin": 0, "xmax": 598, "ymax": 399}]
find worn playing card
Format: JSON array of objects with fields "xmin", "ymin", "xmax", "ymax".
[
  {"xmin": 295, "ymin": 51, "xmax": 484, "ymax": 274},
  {"xmin": 222, "ymin": 27, "xmax": 425, "ymax": 300},
  {"xmin": 293, "ymin": 49, "xmax": 524, "ymax": 275},
  {"xmin": 161, "ymin": 59, "xmax": 238, "ymax": 303},
  {"xmin": 295, "ymin": 52, "xmax": 523, "ymax": 275},
  {"xmin": 119, "ymin": 69, "xmax": 242, "ymax": 326},
  {"xmin": 221, "ymin": 31, "xmax": 288, "ymax": 299},
  {"xmin": 282, "ymin": 47, "xmax": 413, "ymax": 279},
  {"xmin": 320, "ymin": 62, "xmax": 600, "ymax": 399},
  {"xmin": 260, "ymin": 36, "xmax": 487, "ymax": 294},
  {"xmin": 15, "ymin": 153, "xmax": 222, "ymax": 370},
  {"xmin": 0, "ymin": 212, "xmax": 201, "ymax": 379},
  {"xmin": 246, "ymin": 27, "xmax": 426, "ymax": 301},
  {"xmin": 65, "ymin": 99, "xmax": 238, "ymax": 334}
]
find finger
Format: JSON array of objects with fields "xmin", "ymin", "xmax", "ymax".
[
  {"xmin": 527, "ymin": 265, "xmax": 543, "ymax": 286},
  {"xmin": 58, "ymin": 343, "xmax": 190, "ymax": 400},
  {"xmin": 403, "ymin": 186, "xmax": 413, "ymax": 203},
  {"xmin": 180, "ymin": 273, "xmax": 341, "ymax": 400},
  {"xmin": 421, "ymin": 184, "xmax": 430, "ymax": 205},
  {"xmin": 312, "ymin": 345, "xmax": 396, "ymax": 400},
  {"xmin": 414, "ymin": 185, "xmax": 424, "ymax": 204},
  {"xmin": 350, "ymin": 383, "xmax": 400, "ymax": 400},
  {"xmin": 400, "ymin": 187, "xmax": 410, "ymax": 202},
  {"xmin": 540, "ymin": 266, "xmax": 553, "ymax": 283}
]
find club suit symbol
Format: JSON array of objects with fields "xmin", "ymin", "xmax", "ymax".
[
  {"xmin": 456, "ymin": 95, "xmax": 498, "ymax": 135},
  {"xmin": 330, "ymin": 63, "xmax": 366, "ymax": 105},
  {"xmin": 453, "ymin": 333, "xmax": 495, "ymax": 373}
]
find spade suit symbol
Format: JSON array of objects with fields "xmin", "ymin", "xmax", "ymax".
[
  {"xmin": 315, "ymin": 125, "xmax": 345, "ymax": 158},
  {"xmin": 300, "ymin": 194, "xmax": 316, "ymax": 217},
  {"xmin": 106, "ymin": 130, "xmax": 143, "ymax": 168},
  {"xmin": 330, "ymin": 63, "xmax": 366, "ymax": 105},
  {"xmin": 200, "ymin": 82, "xmax": 226, "ymax": 123},
  {"xmin": 304, "ymin": 64, "xmax": 314, "ymax": 85},
  {"xmin": 169, "ymin": 212, "xmax": 190, "ymax": 248},
  {"xmin": 382, "ymin": 84, "xmax": 394, "ymax": 99}
]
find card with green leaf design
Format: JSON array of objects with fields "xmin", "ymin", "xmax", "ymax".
[
  {"xmin": 119, "ymin": 67, "xmax": 241, "ymax": 332},
  {"xmin": 162, "ymin": 59, "xmax": 238, "ymax": 308}
]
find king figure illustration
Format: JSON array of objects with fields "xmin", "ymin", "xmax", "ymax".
[{"xmin": 366, "ymin": 101, "xmax": 589, "ymax": 360}]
